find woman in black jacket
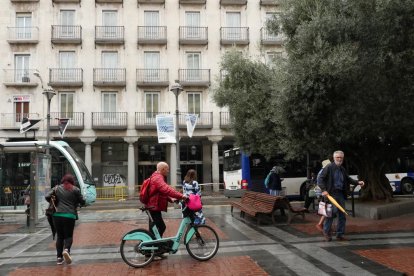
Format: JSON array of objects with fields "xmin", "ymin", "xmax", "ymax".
[{"xmin": 45, "ymin": 174, "xmax": 85, "ymax": 265}]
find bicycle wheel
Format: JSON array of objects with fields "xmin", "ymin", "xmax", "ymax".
[
  {"xmin": 120, "ymin": 229, "xmax": 155, "ymax": 268},
  {"xmin": 185, "ymin": 225, "xmax": 219, "ymax": 261}
]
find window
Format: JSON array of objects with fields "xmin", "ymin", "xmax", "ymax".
[
  {"xmin": 14, "ymin": 55, "xmax": 30, "ymax": 83},
  {"xmin": 102, "ymin": 52, "xmax": 118, "ymax": 81},
  {"xmin": 60, "ymin": 10, "xmax": 75, "ymax": 37},
  {"xmin": 187, "ymin": 52, "xmax": 201, "ymax": 80},
  {"xmin": 185, "ymin": 12, "xmax": 200, "ymax": 38},
  {"xmin": 14, "ymin": 100, "xmax": 29, "ymax": 123},
  {"xmin": 144, "ymin": 11, "xmax": 159, "ymax": 38},
  {"xmin": 144, "ymin": 52, "xmax": 160, "ymax": 81},
  {"xmin": 16, "ymin": 13, "xmax": 32, "ymax": 39},
  {"xmin": 102, "ymin": 92, "xmax": 117, "ymax": 120},
  {"xmin": 144, "ymin": 92, "xmax": 159, "ymax": 119},
  {"xmin": 59, "ymin": 51, "xmax": 76, "ymax": 81},
  {"xmin": 102, "ymin": 10, "xmax": 117, "ymax": 38},
  {"xmin": 266, "ymin": 51, "xmax": 282, "ymax": 67},
  {"xmin": 187, "ymin": 92, "xmax": 201, "ymax": 114},
  {"xmin": 60, "ymin": 92, "xmax": 74, "ymax": 118},
  {"xmin": 226, "ymin": 12, "xmax": 241, "ymax": 39}
]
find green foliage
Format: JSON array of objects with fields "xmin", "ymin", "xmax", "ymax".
[{"xmin": 213, "ymin": 0, "xmax": 414, "ymax": 199}]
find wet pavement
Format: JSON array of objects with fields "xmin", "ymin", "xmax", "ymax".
[{"xmin": 0, "ymin": 202, "xmax": 413, "ymax": 276}]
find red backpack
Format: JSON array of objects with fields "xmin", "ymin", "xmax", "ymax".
[{"xmin": 139, "ymin": 177, "xmax": 152, "ymax": 204}]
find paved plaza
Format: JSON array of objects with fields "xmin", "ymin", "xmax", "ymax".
[{"xmin": 0, "ymin": 202, "xmax": 413, "ymax": 276}]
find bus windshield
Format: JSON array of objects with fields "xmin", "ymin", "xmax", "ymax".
[{"xmin": 63, "ymin": 145, "xmax": 94, "ymax": 185}]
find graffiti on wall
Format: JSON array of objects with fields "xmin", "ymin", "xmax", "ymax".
[{"xmin": 103, "ymin": 174, "xmax": 126, "ymax": 186}]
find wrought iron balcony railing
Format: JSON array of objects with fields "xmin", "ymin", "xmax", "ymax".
[
  {"xmin": 261, "ymin": 27, "xmax": 284, "ymax": 45},
  {"xmin": 92, "ymin": 112, "xmax": 128, "ymax": 129},
  {"xmin": 135, "ymin": 112, "xmax": 170, "ymax": 129},
  {"xmin": 179, "ymin": 26, "xmax": 208, "ymax": 45},
  {"xmin": 260, "ymin": 0, "xmax": 279, "ymax": 5},
  {"xmin": 0, "ymin": 113, "xmax": 40, "ymax": 129},
  {"xmin": 136, "ymin": 69, "xmax": 169, "ymax": 87},
  {"xmin": 220, "ymin": 27, "xmax": 249, "ymax": 45},
  {"xmin": 96, "ymin": 0, "xmax": 123, "ymax": 3},
  {"xmin": 11, "ymin": 0, "xmax": 39, "ymax": 2},
  {"xmin": 137, "ymin": 26, "xmax": 167, "ymax": 45},
  {"xmin": 95, "ymin": 26, "xmax": 124, "ymax": 44},
  {"xmin": 49, "ymin": 68, "xmax": 83, "ymax": 87},
  {"xmin": 178, "ymin": 112, "xmax": 213, "ymax": 129},
  {"xmin": 220, "ymin": 0, "xmax": 247, "ymax": 5},
  {"xmin": 138, "ymin": 0, "xmax": 165, "ymax": 3},
  {"xmin": 179, "ymin": 0, "xmax": 206, "ymax": 3},
  {"xmin": 3, "ymin": 69, "xmax": 38, "ymax": 87},
  {"xmin": 178, "ymin": 69, "xmax": 210, "ymax": 87},
  {"xmin": 52, "ymin": 0, "xmax": 80, "ymax": 3},
  {"xmin": 51, "ymin": 25, "xmax": 82, "ymax": 44},
  {"xmin": 7, "ymin": 27, "xmax": 39, "ymax": 44},
  {"xmin": 93, "ymin": 68, "xmax": 126, "ymax": 87},
  {"xmin": 49, "ymin": 112, "xmax": 84, "ymax": 130},
  {"xmin": 220, "ymin": 112, "xmax": 231, "ymax": 128}
]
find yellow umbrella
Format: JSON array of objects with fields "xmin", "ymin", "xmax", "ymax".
[{"xmin": 326, "ymin": 194, "xmax": 348, "ymax": 215}]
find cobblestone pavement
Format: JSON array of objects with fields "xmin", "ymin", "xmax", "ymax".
[{"xmin": 0, "ymin": 205, "xmax": 413, "ymax": 276}]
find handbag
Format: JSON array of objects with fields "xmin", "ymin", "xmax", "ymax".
[
  {"xmin": 45, "ymin": 187, "xmax": 58, "ymax": 216},
  {"xmin": 308, "ymin": 186, "xmax": 316, "ymax": 198},
  {"xmin": 318, "ymin": 201, "xmax": 332, "ymax": 217},
  {"xmin": 187, "ymin": 194, "xmax": 202, "ymax": 212}
]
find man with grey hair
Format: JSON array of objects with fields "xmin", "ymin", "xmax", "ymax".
[{"xmin": 318, "ymin": 151, "xmax": 365, "ymax": 241}]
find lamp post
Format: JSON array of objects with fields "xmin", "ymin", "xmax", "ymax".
[
  {"xmin": 33, "ymin": 71, "xmax": 56, "ymax": 146},
  {"xmin": 170, "ymin": 80, "xmax": 183, "ymax": 187}
]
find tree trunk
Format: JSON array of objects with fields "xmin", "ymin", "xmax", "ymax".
[{"xmin": 357, "ymin": 161, "xmax": 393, "ymax": 202}]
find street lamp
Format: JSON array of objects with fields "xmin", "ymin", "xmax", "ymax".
[
  {"xmin": 170, "ymin": 80, "xmax": 183, "ymax": 187},
  {"xmin": 33, "ymin": 71, "xmax": 56, "ymax": 146}
]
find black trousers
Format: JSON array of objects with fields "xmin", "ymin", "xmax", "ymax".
[
  {"xmin": 53, "ymin": 216, "xmax": 75, "ymax": 258},
  {"xmin": 149, "ymin": 210, "xmax": 166, "ymax": 237}
]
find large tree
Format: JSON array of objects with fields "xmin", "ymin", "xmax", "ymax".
[{"xmin": 213, "ymin": 0, "xmax": 414, "ymax": 201}]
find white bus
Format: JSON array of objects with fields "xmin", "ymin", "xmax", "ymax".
[{"xmin": 0, "ymin": 140, "xmax": 96, "ymax": 213}]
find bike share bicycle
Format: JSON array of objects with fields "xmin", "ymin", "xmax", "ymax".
[{"xmin": 120, "ymin": 199, "xmax": 219, "ymax": 268}]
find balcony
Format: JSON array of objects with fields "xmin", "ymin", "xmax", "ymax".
[
  {"xmin": 52, "ymin": 0, "xmax": 80, "ymax": 3},
  {"xmin": 95, "ymin": 26, "xmax": 124, "ymax": 45},
  {"xmin": 93, "ymin": 68, "xmax": 126, "ymax": 87},
  {"xmin": 49, "ymin": 68, "xmax": 83, "ymax": 87},
  {"xmin": 136, "ymin": 69, "xmax": 169, "ymax": 87},
  {"xmin": 96, "ymin": 0, "xmax": 122, "ymax": 3},
  {"xmin": 178, "ymin": 69, "xmax": 210, "ymax": 87},
  {"xmin": 261, "ymin": 27, "xmax": 283, "ymax": 45},
  {"xmin": 11, "ymin": 0, "xmax": 39, "ymax": 2},
  {"xmin": 179, "ymin": 0, "xmax": 206, "ymax": 4},
  {"xmin": 178, "ymin": 112, "xmax": 213, "ymax": 129},
  {"xmin": 260, "ymin": 0, "xmax": 279, "ymax": 5},
  {"xmin": 7, "ymin": 27, "xmax": 39, "ymax": 44},
  {"xmin": 220, "ymin": 27, "xmax": 249, "ymax": 45},
  {"xmin": 220, "ymin": 0, "xmax": 247, "ymax": 5},
  {"xmin": 51, "ymin": 25, "xmax": 82, "ymax": 45},
  {"xmin": 179, "ymin": 27, "xmax": 208, "ymax": 45},
  {"xmin": 135, "ymin": 112, "xmax": 170, "ymax": 129},
  {"xmin": 3, "ymin": 69, "xmax": 39, "ymax": 87},
  {"xmin": 0, "ymin": 113, "xmax": 40, "ymax": 130},
  {"xmin": 137, "ymin": 0, "xmax": 165, "ymax": 4},
  {"xmin": 137, "ymin": 26, "xmax": 167, "ymax": 45},
  {"xmin": 92, "ymin": 112, "xmax": 128, "ymax": 130},
  {"xmin": 220, "ymin": 112, "xmax": 231, "ymax": 128},
  {"xmin": 50, "ymin": 112, "xmax": 84, "ymax": 130}
]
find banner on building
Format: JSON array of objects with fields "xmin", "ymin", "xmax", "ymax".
[
  {"xmin": 156, "ymin": 114, "xmax": 176, "ymax": 143},
  {"xmin": 185, "ymin": 113, "xmax": 198, "ymax": 138},
  {"xmin": 58, "ymin": 118, "xmax": 70, "ymax": 138},
  {"xmin": 20, "ymin": 117, "xmax": 41, "ymax": 134}
]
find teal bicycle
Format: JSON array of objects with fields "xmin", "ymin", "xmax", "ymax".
[{"xmin": 120, "ymin": 201, "xmax": 219, "ymax": 268}]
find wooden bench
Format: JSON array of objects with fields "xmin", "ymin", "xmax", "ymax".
[
  {"xmin": 230, "ymin": 191, "xmax": 287, "ymax": 225},
  {"xmin": 230, "ymin": 191, "xmax": 307, "ymax": 225}
]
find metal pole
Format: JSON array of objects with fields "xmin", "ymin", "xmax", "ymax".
[
  {"xmin": 46, "ymin": 97, "xmax": 51, "ymax": 146},
  {"xmin": 175, "ymin": 93, "xmax": 181, "ymax": 187}
]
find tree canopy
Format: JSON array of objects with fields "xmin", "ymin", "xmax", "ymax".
[{"xmin": 213, "ymin": 0, "xmax": 414, "ymax": 200}]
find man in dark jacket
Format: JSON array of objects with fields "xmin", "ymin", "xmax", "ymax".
[{"xmin": 319, "ymin": 151, "xmax": 364, "ymax": 241}]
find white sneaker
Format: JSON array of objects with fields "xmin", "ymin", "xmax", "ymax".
[{"xmin": 63, "ymin": 249, "xmax": 72, "ymax": 264}]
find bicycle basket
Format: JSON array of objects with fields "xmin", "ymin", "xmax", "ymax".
[{"xmin": 181, "ymin": 201, "xmax": 196, "ymax": 219}]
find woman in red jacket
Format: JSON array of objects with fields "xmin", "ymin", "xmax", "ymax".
[{"xmin": 146, "ymin": 162, "xmax": 186, "ymax": 238}]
